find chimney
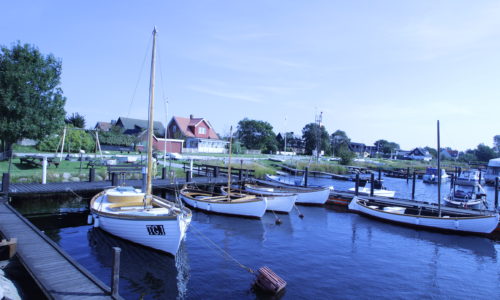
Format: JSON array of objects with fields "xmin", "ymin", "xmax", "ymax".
[{"xmin": 189, "ymin": 114, "xmax": 193, "ymax": 119}]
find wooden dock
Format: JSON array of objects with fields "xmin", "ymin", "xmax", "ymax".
[
  {"xmin": 2, "ymin": 176, "xmax": 234, "ymax": 196},
  {"xmin": 0, "ymin": 196, "xmax": 119, "ymax": 299}
]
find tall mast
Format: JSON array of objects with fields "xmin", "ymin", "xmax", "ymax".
[
  {"xmin": 227, "ymin": 126, "xmax": 233, "ymax": 199},
  {"xmin": 146, "ymin": 27, "xmax": 157, "ymax": 196},
  {"xmin": 437, "ymin": 120, "xmax": 441, "ymax": 217}
]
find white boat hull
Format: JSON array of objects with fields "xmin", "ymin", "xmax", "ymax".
[
  {"xmin": 179, "ymin": 193, "xmax": 267, "ymax": 218},
  {"xmin": 246, "ymin": 184, "xmax": 329, "ymax": 205},
  {"xmin": 443, "ymin": 198, "xmax": 482, "ymax": 210},
  {"xmin": 90, "ymin": 190, "xmax": 191, "ymax": 255},
  {"xmin": 239, "ymin": 187, "xmax": 297, "ymax": 213},
  {"xmin": 347, "ymin": 187, "xmax": 395, "ymax": 198},
  {"xmin": 92, "ymin": 212, "xmax": 189, "ymax": 255},
  {"xmin": 348, "ymin": 198, "xmax": 499, "ymax": 234}
]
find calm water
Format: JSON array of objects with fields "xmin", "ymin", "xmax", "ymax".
[{"xmin": 13, "ymin": 176, "xmax": 500, "ymax": 299}]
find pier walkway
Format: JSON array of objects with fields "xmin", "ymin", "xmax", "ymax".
[
  {"xmin": 0, "ymin": 197, "xmax": 119, "ymax": 299},
  {"xmin": 2, "ymin": 176, "xmax": 233, "ymax": 196}
]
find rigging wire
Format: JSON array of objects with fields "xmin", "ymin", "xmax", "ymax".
[
  {"xmin": 126, "ymin": 34, "xmax": 153, "ymax": 118},
  {"xmin": 189, "ymin": 224, "xmax": 255, "ymax": 274}
]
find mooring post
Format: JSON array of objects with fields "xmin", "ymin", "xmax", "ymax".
[
  {"xmin": 112, "ymin": 173, "xmax": 118, "ymax": 186},
  {"xmin": 89, "ymin": 167, "xmax": 95, "ymax": 182},
  {"xmin": 162, "ymin": 167, "xmax": 166, "ymax": 180},
  {"xmin": 2, "ymin": 173, "xmax": 10, "ymax": 194},
  {"xmin": 42, "ymin": 157, "xmax": 48, "ymax": 184},
  {"xmin": 370, "ymin": 173, "xmax": 374, "ymax": 197},
  {"xmin": 355, "ymin": 173, "xmax": 360, "ymax": 196},
  {"xmin": 478, "ymin": 168, "xmax": 482, "ymax": 184},
  {"xmin": 214, "ymin": 166, "xmax": 219, "ymax": 178},
  {"xmin": 304, "ymin": 167, "xmax": 309, "ymax": 187},
  {"xmin": 378, "ymin": 168, "xmax": 381, "ymax": 181},
  {"xmin": 495, "ymin": 177, "xmax": 499, "ymax": 210},
  {"xmin": 412, "ymin": 171, "xmax": 416, "ymax": 200},
  {"xmin": 142, "ymin": 167, "xmax": 147, "ymax": 192},
  {"xmin": 111, "ymin": 247, "xmax": 121, "ymax": 298},
  {"xmin": 186, "ymin": 170, "xmax": 192, "ymax": 183},
  {"xmin": 406, "ymin": 167, "xmax": 410, "ymax": 183}
]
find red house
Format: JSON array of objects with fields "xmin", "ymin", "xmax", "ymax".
[{"xmin": 167, "ymin": 115, "xmax": 228, "ymax": 153}]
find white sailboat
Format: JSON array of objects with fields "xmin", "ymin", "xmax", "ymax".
[
  {"xmin": 90, "ymin": 28, "xmax": 192, "ymax": 255},
  {"xmin": 247, "ymin": 179, "xmax": 330, "ymax": 205},
  {"xmin": 179, "ymin": 127, "xmax": 267, "ymax": 218},
  {"xmin": 348, "ymin": 121, "xmax": 499, "ymax": 235},
  {"xmin": 220, "ymin": 186, "xmax": 296, "ymax": 213}
]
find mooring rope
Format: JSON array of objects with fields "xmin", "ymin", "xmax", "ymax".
[
  {"xmin": 189, "ymin": 224, "xmax": 254, "ymax": 274},
  {"xmin": 65, "ymin": 187, "xmax": 83, "ymax": 200}
]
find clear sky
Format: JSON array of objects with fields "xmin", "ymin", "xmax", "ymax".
[{"xmin": 2, "ymin": 1, "xmax": 499, "ymax": 151}]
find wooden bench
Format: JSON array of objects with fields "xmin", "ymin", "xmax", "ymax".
[{"xmin": 20, "ymin": 156, "xmax": 59, "ymax": 168}]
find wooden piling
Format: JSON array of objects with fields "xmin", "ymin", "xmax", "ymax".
[
  {"xmin": 412, "ymin": 171, "xmax": 416, "ymax": 200},
  {"xmin": 112, "ymin": 173, "xmax": 119, "ymax": 186},
  {"xmin": 378, "ymin": 169, "xmax": 381, "ymax": 181},
  {"xmin": 162, "ymin": 167, "xmax": 166, "ymax": 179},
  {"xmin": 89, "ymin": 168, "xmax": 96, "ymax": 182},
  {"xmin": 2, "ymin": 173, "xmax": 9, "ymax": 193},
  {"xmin": 355, "ymin": 173, "xmax": 360, "ymax": 196},
  {"xmin": 406, "ymin": 167, "xmax": 410, "ymax": 183},
  {"xmin": 495, "ymin": 177, "xmax": 499, "ymax": 210},
  {"xmin": 304, "ymin": 167, "xmax": 309, "ymax": 187},
  {"xmin": 186, "ymin": 170, "xmax": 192, "ymax": 183},
  {"xmin": 370, "ymin": 173, "xmax": 374, "ymax": 196},
  {"xmin": 0, "ymin": 238, "xmax": 17, "ymax": 260},
  {"xmin": 111, "ymin": 247, "xmax": 121, "ymax": 298}
]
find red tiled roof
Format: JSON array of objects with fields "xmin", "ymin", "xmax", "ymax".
[{"xmin": 172, "ymin": 116, "xmax": 220, "ymax": 139}]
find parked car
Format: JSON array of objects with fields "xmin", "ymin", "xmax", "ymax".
[{"xmin": 164, "ymin": 152, "xmax": 182, "ymax": 160}]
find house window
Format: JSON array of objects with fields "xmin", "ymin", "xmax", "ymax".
[{"xmin": 198, "ymin": 127, "xmax": 206, "ymax": 134}]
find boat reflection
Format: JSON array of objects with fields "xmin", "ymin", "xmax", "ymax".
[
  {"xmin": 191, "ymin": 210, "xmax": 266, "ymax": 242},
  {"xmin": 348, "ymin": 214, "xmax": 497, "ymax": 260},
  {"xmin": 87, "ymin": 228, "xmax": 189, "ymax": 299}
]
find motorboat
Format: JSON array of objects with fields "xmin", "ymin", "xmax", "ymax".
[
  {"xmin": 347, "ymin": 180, "xmax": 396, "ymax": 198},
  {"xmin": 246, "ymin": 179, "xmax": 330, "ymax": 205},
  {"xmin": 422, "ymin": 167, "xmax": 449, "ymax": 184},
  {"xmin": 484, "ymin": 158, "xmax": 500, "ymax": 185}
]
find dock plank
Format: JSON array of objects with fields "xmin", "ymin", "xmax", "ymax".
[{"xmin": 0, "ymin": 198, "xmax": 118, "ymax": 299}]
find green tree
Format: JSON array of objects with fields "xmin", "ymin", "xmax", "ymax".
[
  {"xmin": 337, "ymin": 143, "xmax": 355, "ymax": 165},
  {"xmin": 330, "ymin": 129, "xmax": 351, "ymax": 156},
  {"xmin": 424, "ymin": 146, "xmax": 437, "ymax": 158},
  {"xmin": 236, "ymin": 118, "xmax": 278, "ymax": 152},
  {"xmin": 65, "ymin": 112, "xmax": 86, "ymax": 128},
  {"xmin": 302, "ymin": 123, "xmax": 331, "ymax": 156},
  {"xmin": 474, "ymin": 144, "xmax": 498, "ymax": 162},
  {"xmin": 0, "ymin": 42, "xmax": 66, "ymax": 155},
  {"xmin": 98, "ymin": 125, "xmax": 136, "ymax": 147},
  {"xmin": 374, "ymin": 139, "xmax": 400, "ymax": 155},
  {"xmin": 38, "ymin": 126, "xmax": 95, "ymax": 153}
]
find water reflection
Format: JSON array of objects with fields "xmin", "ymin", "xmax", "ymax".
[
  {"xmin": 87, "ymin": 228, "xmax": 189, "ymax": 300},
  {"xmin": 348, "ymin": 213, "xmax": 497, "ymax": 260}
]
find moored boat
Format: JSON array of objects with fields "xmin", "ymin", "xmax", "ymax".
[
  {"xmin": 444, "ymin": 170, "xmax": 487, "ymax": 209},
  {"xmin": 179, "ymin": 187, "xmax": 267, "ymax": 218},
  {"xmin": 347, "ymin": 180, "xmax": 395, "ymax": 198},
  {"xmin": 348, "ymin": 121, "xmax": 500, "ymax": 235},
  {"xmin": 422, "ymin": 167, "xmax": 449, "ymax": 184},
  {"xmin": 348, "ymin": 197, "xmax": 499, "ymax": 234},
  {"xmin": 221, "ymin": 186, "xmax": 296, "ymax": 213},
  {"xmin": 246, "ymin": 180, "xmax": 330, "ymax": 205},
  {"xmin": 90, "ymin": 28, "xmax": 192, "ymax": 255}
]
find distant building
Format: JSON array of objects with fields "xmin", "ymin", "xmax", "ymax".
[
  {"xmin": 136, "ymin": 132, "xmax": 184, "ymax": 153},
  {"xmin": 440, "ymin": 148, "xmax": 459, "ymax": 160},
  {"xmin": 115, "ymin": 117, "xmax": 165, "ymax": 136},
  {"xmin": 94, "ymin": 121, "xmax": 112, "ymax": 132},
  {"xmin": 406, "ymin": 147, "xmax": 432, "ymax": 161},
  {"xmin": 167, "ymin": 115, "xmax": 228, "ymax": 153},
  {"xmin": 347, "ymin": 142, "xmax": 379, "ymax": 157},
  {"xmin": 494, "ymin": 135, "xmax": 500, "ymax": 153}
]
